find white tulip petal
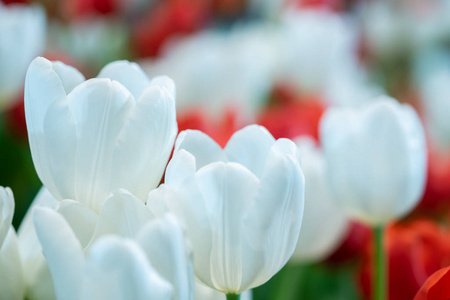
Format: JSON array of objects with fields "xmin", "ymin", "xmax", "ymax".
[
  {"xmin": 0, "ymin": 187, "xmax": 14, "ymax": 247},
  {"xmin": 146, "ymin": 184, "xmax": 174, "ymax": 217},
  {"xmin": 150, "ymin": 75, "xmax": 176, "ymax": 98},
  {"xmin": 98, "ymin": 60, "xmax": 150, "ymax": 100},
  {"xmin": 49, "ymin": 61, "xmax": 85, "ymax": 94},
  {"xmin": 33, "ymin": 207, "xmax": 84, "ymax": 300},
  {"xmin": 81, "ymin": 237, "xmax": 173, "ymax": 300},
  {"xmin": 154, "ymin": 180, "xmax": 214, "ymax": 288},
  {"xmin": 42, "ymin": 100, "xmax": 77, "ymax": 200},
  {"xmin": 165, "ymin": 150, "xmax": 197, "ymax": 189},
  {"xmin": 137, "ymin": 214, "xmax": 194, "ymax": 300},
  {"xmin": 17, "ymin": 187, "xmax": 57, "ymax": 300},
  {"xmin": 111, "ymin": 84, "xmax": 177, "ymax": 201},
  {"xmin": 175, "ymin": 130, "xmax": 225, "ymax": 169},
  {"xmin": 400, "ymin": 105, "xmax": 427, "ymax": 214},
  {"xmin": 291, "ymin": 138, "xmax": 349, "ymax": 263},
  {"xmin": 243, "ymin": 143, "xmax": 304, "ymax": 288},
  {"xmin": 57, "ymin": 200, "xmax": 98, "ymax": 248},
  {"xmin": 67, "ymin": 78, "xmax": 134, "ymax": 211},
  {"xmin": 90, "ymin": 189, "xmax": 155, "ymax": 244},
  {"xmin": 25, "ymin": 57, "xmax": 70, "ymax": 198},
  {"xmin": 196, "ymin": 162, "xmax": 260, "ymax": 293},
  {"xmin": 225, "ymin": 125, "xmax": 275, "ymax": 178},
  {"xmin": 0, "ymin": 228, "xmax": 24, "ymax": 300}
]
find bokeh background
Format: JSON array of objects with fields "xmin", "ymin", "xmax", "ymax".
[{"xmin": 2, "ymin": 0, "xmax": 450, "ymax": 299}]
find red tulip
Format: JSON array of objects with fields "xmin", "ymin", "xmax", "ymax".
[
  {"xmin": 416, "ymin": 147, "xmax": 450, "ymax": 212},
  {"xmin": 358, "ymin": 220, "xmax": 450, "ymax": 300},
  {"xmin": 326, "ymin": 221, "xmax": 371, "ymax": 264},
  {"xmin": 257, "ymin": 86, "xmax": 326, "ymax": 141},
  {"xmin": 177, "ymin": 107, "xmax": 245, "ymax": 147},
  {"xmin": 132, "ymin": 0, "xmax": 210, "ymax": 58},
  {"xmin": 414, "ymin": 266, "xmax": 450, "ymax": 300}
]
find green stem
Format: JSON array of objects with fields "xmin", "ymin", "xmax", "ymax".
[
  {"xmin": 226, "ymin": 293, "xmax": 240, "ymax": 300},
  {"xmin": 373, "ymin": 225, "xmax": 386, "ymax": 300}
]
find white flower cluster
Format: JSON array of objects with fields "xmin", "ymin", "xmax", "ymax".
[
  {"xmin": 1, "ymin": 57, "xmax": 306, "ymax": 300},
  {"xmin": 0, "ymin": 56, "xmax": 428, "ymax": 300}
]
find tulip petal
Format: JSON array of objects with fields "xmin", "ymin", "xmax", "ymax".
[
  {"xmin": 89, "ymin": 189, "xmax": 155, "ymax": 245},
  {"xmin": 50, "ymin": 61, "xmax": 85, "ymax": 94},
  {"xmin": 111, "ymin": 84, "xmax": 177, "ymax": 201},
  {"xmin": 0, "ymin": 228, "xmax": 24, "ymax": 300},
  {"xmin": 155, "ymin": 178, "xmax": 214, "ymax": 288},
  {"xmin": 33, "ymin": 207, "xmax": 84, "ymax": 300},
  {"xmin": 242, "ymin": 139, "xmax": 304, "ymax": 289},
  {"xmin": 146, "ymin": 184, "xmax": 174, "ymax": 217},
  {"xmin": 165, "ymin": 150, "xmax": 197, "ymax": 189},
  {"xmin": 43, "ymin": 99, "xmax": 77, "ymax": 200},
  {"xmin": 414, "ymin": 266, "xmax": 450, "ymax": 300},
  {"xmin": 0, "ymin": 187, "xmax": 14, "ymax": 247},
  {"xmin": 400, "ymin": 105, "xmax": 427, "ymax": 215},
  {"xmin": 68, "ymin": 78, "xmax": 134, "ymax": 211},
  {"xmin": 150, "ymin": 75, "xmax": 176, "ymax": 98},
  {"xmin": 97, "ymin": 60, "xmax": 150, "ymax": 100},
  {"xmin": 57, "ymin": 200, "xmax": 98, "ymax": 248},
  {"xmin": 225, "ymin": 125, "xmax": 275, "ymax": 178},
  {"xmin": 25, "ymin": 57, "xmax": 73, "ymax": 199},
  {"xmin": 196, "ymin": 162, "xmax": 260, "ymax": 293},
  {"xmin": 17, "ymin": 187, "xmax": 57, "ymax": 300},
  {"xmin": 39, "ymin": 61, "xmax": 84, "ymax": 199},
  {"xmin": 81, "ymin": 237, "xmax": 173, "ymax": 300},
  {"xmin": 137, "ymin": 214, "xmax": 194, "ymax": 300},
  {"xmin": 175, "ymin": 130, "xmax": 225, "ymax": 169}
]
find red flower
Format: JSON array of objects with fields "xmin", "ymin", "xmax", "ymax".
[
  {"xmin": 358, "ymin": 220, "xmax": 450, "ymax": 300},
  {"xmin": 327, "ymin": 221, "xmax": 371, "ymax": 264},
  {"xmin": 416, "ymin": 147, "xmax": 450, "ymax": 212},
  {"xmin": 414, "ymin": 266, "xmax": 450, "ymax": 300},
  {"xmin": 177, "ymin": 107, "xmax": 245, "ymax": 147},
  {"xmin": 61, "ymin": 0, "xmax": 117, "ymax": 19},
  {"xmin": 257, "ymin": 85, "xmax": 326, "ymax": 141},
  {"xmin": 132, "ymin": 0, "xmax": 210, "ymax": 58}
]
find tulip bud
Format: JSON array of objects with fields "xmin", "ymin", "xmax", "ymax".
[{"xmin": 320, "ymin": 97, "xmax": 427, "ymax": 225}]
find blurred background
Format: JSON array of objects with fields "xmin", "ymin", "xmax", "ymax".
[{"xmin": 2, "ymin": 0, "xmax": 450, "ymax": 299}]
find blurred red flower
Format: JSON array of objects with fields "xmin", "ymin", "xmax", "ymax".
[
  {"xmin": 415, "ymin": 147, "xmax": 450, "ymax": 212},
  {"xmin": 62, "ymin": 0, "xmax": 117, "ymax": 18},
  {"xmin": 414, "ymin": 266, "xmax": 450, "ymax": 300},
  {"xmin": 132, "ymin": 0, "xmax": 210, "ymax": 58},
  {"xmin": 359, "ymin": 220, "xmax": 450, "ymax": 300},
  {"xmin": 257, "ymin": 85, "xmax": 326, "ymax": 141},
  {"xmin": 327, "ymin": 221, "xmax": 371, "ymax": 264},
  {"xmin": 177, "ymin": 107, "xmax": 245, "ymax": 147}
]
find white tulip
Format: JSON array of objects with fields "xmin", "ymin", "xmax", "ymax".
[
  {"xmin": 148, "ymin": 125, "xmax": 305, "ymax": 294},
  {"xmin": 291, "ymin": 137, "xmax": 349, "ymax": 263},
  {"xmin": 33, "ymin": 189, "xmax": 193, "ymax": 300},
  {"xmin": 141, "ymin": 23, "xmax": 277, "ymax": 117},
  {"xmin": 0, "ymin": 187, "xmax": 24, "ymax": 300},
  {"xmin": 0, "ymin": 3, "xmax": 46, "ymax": 109},
  {"xmin": 320, "ymin": 97, "xmax": 427, "ymax": 225},
  {"xmin": 25, "ymin": 57, "xmax": 177, "ymax": 212},
  {"xmin": 278, "ymin": 9, "xmax": 355, "ymax": 94}
]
